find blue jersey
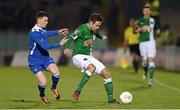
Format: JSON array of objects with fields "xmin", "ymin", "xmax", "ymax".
[{"xmin": 28, "ymin": 25, "xmax": 60, "ymax": 64}]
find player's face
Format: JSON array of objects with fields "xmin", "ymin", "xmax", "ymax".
[
  {"xmin": 89, "ymin": 21, "xmax": 102, "ymax": 32},
  {"xmin": 143, "ymin": 8, "xmax": 151, "ymax": 17},
  {"xmin": 37, "ymin": 16, "xmax": 48, "ymax": 28}
]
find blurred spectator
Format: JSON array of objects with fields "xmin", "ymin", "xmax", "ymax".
[{"xmin": 124, "ymin": 18, "xmax": 140, "ymax": 73}]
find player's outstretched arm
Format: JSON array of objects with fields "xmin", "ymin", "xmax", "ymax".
[
  {"xmin": 46, "ymin": 28, "xmax": 69, "ymax": 37},
  {"xmin": 155, "ymin": 29, "xmax": 161, "ymax": 36}
]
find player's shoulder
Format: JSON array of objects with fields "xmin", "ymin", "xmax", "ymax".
[
  {"xmin": 75, "ymin": 23, "xmax": 88, "ymax": 34},
  {"xmin": 77, "ymin": 24, "xmax": 88, "ymax": 30},
  {"xmin": 30, "ymin": 25, "xmax": 44, "ymax": 33},
  {"xmin": 137, "ymin": 17, "xmax": 144, "ymax": 21},
  {"xmin": 150, "ymin": 17, "xmax": 155, "ymax": 22}
]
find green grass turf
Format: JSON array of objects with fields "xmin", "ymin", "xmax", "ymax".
[{"xmin": 0, "ymin": 66, "xmax": 180, "ymax": 109}]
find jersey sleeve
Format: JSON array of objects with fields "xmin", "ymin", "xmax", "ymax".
[
  {"xmin": 154, "ymin": 19, "xmax": 160, "ymax": 30},
  {"xmin": 63, "ymin": 26, "xmax": 83, "ymax": 49},
  {"xmin": 46, "ymin": 30, "xmax": 59, "ymax": 37},
  {"xmin": 95, "ymin": 31, "xmax": 104, "ymax": 39},
  {"xmin": 32, "ymin": 32, "xmax": 61, "ymax": 51}
]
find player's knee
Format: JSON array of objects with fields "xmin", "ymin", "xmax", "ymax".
[
  {"xmin": 149, "ymin": 62, "xmax": 155, "ymax": 69},
  {"xmin": 51, "ymin": 68, "xmax": 59, "ymax": 74},
  {"xmin": 39, "ymin": 80, "xmax": 47, "ymax": 87},
  {"xmin": 48, "ymin": 64, "xmax": 59, "ymax": 74},
  {"xmin": 142, "ymin": 62, "xmax": 148, "ymax": 67},
  {"xmin": 101, "ymin": 68, "xmax": 111, "ymax": 79},
  {"xmin": 87, "ymin": 64, "xmax": 96, "ymax": 73}
]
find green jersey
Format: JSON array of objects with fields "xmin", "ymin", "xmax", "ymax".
[
  {"xmin": 64, "ymin": 23, "xmax": 103, "ymax": 56},
  {"xmin": 135, "ymin": 17, "xmax": 159, "ymax": 42}
]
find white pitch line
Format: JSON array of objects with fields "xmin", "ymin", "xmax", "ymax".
[{"xmin": 154, "ymin": 79, "xmax": 180, "ymax": 92}]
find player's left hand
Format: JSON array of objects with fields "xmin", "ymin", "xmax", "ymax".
[
  {"xmin": 156, "ymin": 29, "xmax": 161, "ymax": 36},
  {"xmin": 59, "ymin": 28, "xmax": 69, "ymax": 36},
  {"xmin": 59, "ymin": 37, "xmax": 68, "ymax": 46},
  {"xmin": 103, "ymin": 35, "xmax": 108, "ymax": 40}
]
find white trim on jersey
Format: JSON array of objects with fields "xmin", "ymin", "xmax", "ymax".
[
  {"xmin": 149, "ymin": 18, "xmax": 155, "ymax": 41},
  {"xmin": 30, "ymin": 42, "xmax": 36, "ymax": 55}
]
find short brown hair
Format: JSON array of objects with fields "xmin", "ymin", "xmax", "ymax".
[
  {"xmin": 36, "ymin": 11, "xmax": 49, "ymax": 19},
  {"xmin": 144, "ymin": 4, "xmax": 152, "ymax": 10},
  {"xmin": 88, "ymin": 13, "xmax": 103, "ymax": 23}
]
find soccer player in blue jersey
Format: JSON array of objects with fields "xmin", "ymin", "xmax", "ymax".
[{"xmin": 28, "ymin": 11, "xmax": 68, "ymax": 104}]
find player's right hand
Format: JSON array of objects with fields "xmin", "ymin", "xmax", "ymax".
[{"xmin": 60, "ymin": 37, "xmax": 68, "ymax": 46}]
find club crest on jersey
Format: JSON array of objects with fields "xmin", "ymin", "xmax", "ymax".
[
  {"xmin": 150, "ymin": 21, "xmax": 154, "ymax": 24},
  {"xmin": 84, "ymin": 39, "xmax": 93, "ymax": 46}
]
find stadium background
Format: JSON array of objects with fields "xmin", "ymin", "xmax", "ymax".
[{"xmin": 0, "ymin": 0, "xmax": 180, "ymax": 70}]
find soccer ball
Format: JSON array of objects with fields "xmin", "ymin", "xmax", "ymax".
[{"xmin": 119, "ymin": 91, "xmax": 133, "ymax": 104}]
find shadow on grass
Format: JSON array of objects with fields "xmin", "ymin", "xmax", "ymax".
[
  {"xmin": 7, "ymin": 99, "xmax": 119, "ymax": 109},
  {"xmin": 52, "ymin": 99, "xmax": 113, "ymax": 109},
  {"xmin": 121, "ymin": 78, "xmax": 144, "ymax": 85},
  {"xmin": 6, "ymin": 99, "xmax": 41, "ymax": 109},
  {"xmin": 127, "ymin": 85, "xmax": 151, "ymax": 91}
]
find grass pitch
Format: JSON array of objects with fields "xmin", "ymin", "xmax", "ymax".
[{"xmin": 0, "ymin": 66, "xmax": 180, "ymax": 109}]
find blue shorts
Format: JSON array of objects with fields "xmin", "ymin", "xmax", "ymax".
[{"xmin": 28, "ymin": 57, "xmax": 55, "ymax": 75}]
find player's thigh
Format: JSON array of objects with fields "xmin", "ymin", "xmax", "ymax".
[
  {"xmin": 36, "ymin": 71, "xmax": 47, "ymax": 86},
  {"xmin": 139, "ymin": 43, "xmax": 148, "ymax": 60},
  {"xmin": 42, "ymin": 57, "xmax": 58, "ymax": 74},
  {"xmin": 100, "ymin": 68, "xmax": 111, "ymax": 79},
  {"xmin": 29, "ymin": 64, "xmax": 44, "ymax": 75},
  {"xmin": 89, "ymin": 56, "xmax": 105, "ymax": 74},
  {"xmin": 72, "ymin": 54, "xmax": 91, "ymax": 72},
  {"xmin": 47, "ymin": 63, "xmax": 59, "ymax": 74},
  {"xmin": 147, "ymin": 42, "xmax": 156, "ymax": 58}
]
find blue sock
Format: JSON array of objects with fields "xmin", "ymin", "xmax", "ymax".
[
  {"xmin": 38, "ymin": 85, "xmax": 46, "ymax": 97},
  {"xmin": 51, "ymin": 74, "xmax": 60, "ymax": 90}
]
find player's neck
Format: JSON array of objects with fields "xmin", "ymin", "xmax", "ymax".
[
  {"xmin": 36, "ymin": 23, "xmax": 43, "ymax": 28},
  {"xmin": 144, "ymin": 15, "xmax": 150, "ymax": 18},
  {"xmin": 86, "ymin": 23, "xmax": 92, "ymax": 31}
]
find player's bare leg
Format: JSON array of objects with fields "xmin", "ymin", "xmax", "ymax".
[
  {"xmin": 47, "ymin": 64, "xmax": 61, "ymax": 100},
  {"xmin": 132, "ymin": 53, "xmax": 140, "ymax": 74},
  {"xmin": 36, "ymin": 71, "xmax": 50, "ymax": 104}
]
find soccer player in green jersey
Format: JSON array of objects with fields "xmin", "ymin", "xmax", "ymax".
[
  {"xmin": 133, "ymin": 4, "xmax": 160, "ymax": 86},
  {"xmin": 64, "ymin": 13, "xmax": 117, "ymax": 103}
]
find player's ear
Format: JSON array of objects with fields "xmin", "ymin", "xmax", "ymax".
[{"xmin": 89, "ymin": 21, "xmax": 93, "ymax": 25}]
